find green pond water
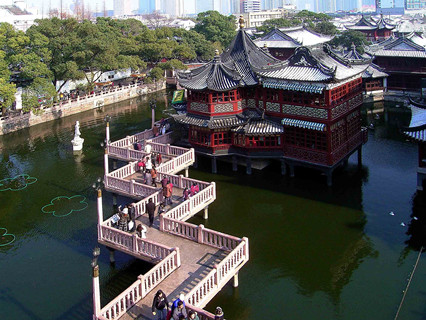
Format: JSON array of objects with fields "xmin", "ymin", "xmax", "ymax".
[{"xmin": 0, "ymin": 94, "xmax": 425, "ymax": 320}]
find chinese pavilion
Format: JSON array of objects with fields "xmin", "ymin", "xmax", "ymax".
[
  {"xmin": 403, "ymin": 97, "xmax": 426, "ymax": 191},
  {"xmin": 367, "ymin": 35, "xmax": 426, "ymax": 92},
  {"xmin": 174, "ymin": 18, "xmax": 369, "ymax": 185},
  {"xmin": 253, "ymin": 26, "xmax": 333, "ymax": 61},
  {"xmin": 341, "ymin": 44, "xmax": 388, "ymax": 94},
  {"xmin": 345, "ymin": 15, "xmax": 395, "ymax": 42}
]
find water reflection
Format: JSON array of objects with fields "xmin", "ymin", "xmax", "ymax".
[{"xmin": 406, "ymin": 191, "xmax": 426, "ymax": 251}]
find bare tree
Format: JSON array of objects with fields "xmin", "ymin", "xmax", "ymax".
[{"xmin": 143, "ymin": 11, "xmax": 173, "ymax": 29}]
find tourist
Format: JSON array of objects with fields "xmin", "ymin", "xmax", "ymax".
[
  {"xmin": 136, "ymin": 224, "xmax": 146, "ymax": 239},
  {"xmin": 165, "ymin": 180, "xmax": 173, "ymax": 205},
  {"xmin": 146, "ymin": 156, "xmax": 153, "ymax": 172},
  {"xmin": 153, "ymin": 125, "xmax": 159, "ymax": 137},
  {"xmin": 144, "ymin": 143, "xmax": 152, "ymax": 155},
  {"xmin": 214, "ymin": 307, "xmax": 224, "ymax": 320},
  {"xmin": 161, "ymin": 125, "xmax": 166, "ymax": 136},
  {"xmin": 188, "ymin": 310, "xmax": 199, "ymax": 320},
  {"xmin": 137, "ymin": 158, "xmax": 146, "ymax": 173},
  {"xmin": 151, "ymin": 153, "xmax": 157, "ymax": 167},
  {"xmin": 172, "ymin": 301, "xmax": 187, "ymax": 320},
  {"xmin": 118, "ymin": 207, "xmax": 130, "ymax": 232},
  {"xmin": 145, "ymin": 170, "xmax": 152, "ymax": 186},
  {"xmin": 190, "ymin": 183, "xmax": 199, "ymax": 197},
  {"xmin": 161, "ymin": 176, "xmax": 168, "ymax": 196},
  {"xmin": 158, "ymin": 203, "xmax": 166, "ymax": 215},
  {"xmin": 157, "ymin": 152, "xmax": 162, "ymax": 165},
  {"xmin": 146, "ymin": 198, "xmax": 156, "ymax": 227},
  {"xmin": 128, "ymin": 203, "xmax": 136, "ymax": 223},
  {"xmin": 182, "ymin": 187, "xmax": 189, "ymax": 202},
  {"xmin": 151, "ymin": 166, "xmax": 158, "ymax": 186},
  {"xmin": 152, "ymin": 290, "xmax": 169, "ymax": 320}
]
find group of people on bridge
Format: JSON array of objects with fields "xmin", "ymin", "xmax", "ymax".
[{"xmin": 151, "ymin": 291, "xmax": 224, "ymax": 320}]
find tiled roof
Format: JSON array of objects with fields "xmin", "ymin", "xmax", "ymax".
[
  {"xmin": 362, "ymin": 64, "xmax": 388, "ymax": 78},
  {"xmin": 232, "ymin": 119, "xmax": 284, "ymax": 135},
  {"xmin": 367, "ymin": 36, "xmax": 426, "ymax": 58},
  {"xmin": 254, "ymin": 27, "xmax": 332, "ymax": 49},
  {"xmin": 177, "ymin": 55, "xmax": 242, "ymax": 92},
  {"xmin": 373, "ymin": 50, "xmax": 426, "ymax": 58},
  {"xmin": 259, "ymin": 46, "xmax": 369, "ymax": 82},
  {"xmin": 403, "ymin": 102, "xmax": 426, "ymax": 142},
  {"xmin": 177, "ymin": 29, "xmax": 283, "ymax": 91},
  {"xmin": 281, "ymin": 118, "xmax": 326, "ymax": 131},
  {"xmin": 345, "ymin": 15, "xmax": 395, "ymax": 31}
]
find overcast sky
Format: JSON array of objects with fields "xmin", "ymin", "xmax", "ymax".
[{"xmin": 22, "ymin": 0, "xmax": 115, "ymax": 13}]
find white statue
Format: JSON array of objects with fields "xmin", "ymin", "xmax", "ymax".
[{"xmin": 71, "ymin": 121, "xmax": 84, "ymax": 151}]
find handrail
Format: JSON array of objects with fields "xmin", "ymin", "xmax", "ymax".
[
  {"xmin": 100, "ymin": 224, "xmax": 173, "ymax": 260},
  {"xmin": 186, "ymin": 240, "xmax": 248, "ymax": 307},
  {"xmin": 99, "ymin": 249, "xmax": 180, "ymax": 320}
]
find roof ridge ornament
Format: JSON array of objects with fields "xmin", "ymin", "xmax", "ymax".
[{"xmin": 239, "ymin": 15, "xmax": 245, "ymax": 29}]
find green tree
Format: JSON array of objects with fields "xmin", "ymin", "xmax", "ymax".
[
  {"xmin": 27, "ymin": 18, "xmax": 85, "ymax": 92},
  {"xmin": 158, "ymin": 59, "xmax": 188, "ymax": 71},
  {"xmin": 295, "ymin": 10, "xmax": 331, "ymax": 22},
  {"xmin": 0, "ymin": 78, "xmax": 16, "ymax": 115},
  {"xmin": 22, "ymin": 77, "xmax": 57, "ymax": 113},
  {"xmin": 146, "ymin": 67, "xmax": 165, "ymax": 82},
  {"xmin": 330, "ymin": 30, "xmax": 368, "ymax": 53},
  {"xmin": 312, "ymin": 21, "xmax": 338, "ymax": 36},
  {"xmin": 257, "ymin": 18, "xmax": 301, "ymax": 34},
  {"xmin": 0, "ymin": 22, "xmax": 52, "ymax": 83},
  {"xmin": 194, "ymin": 11, "xmax": 236, "ymax": 48}
]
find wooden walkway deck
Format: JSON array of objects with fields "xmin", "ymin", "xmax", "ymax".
[{"xmin": 94, "ymin": 125, "xmax": 249, "ymax": 320}]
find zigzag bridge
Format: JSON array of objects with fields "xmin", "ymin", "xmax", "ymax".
[{"xmin": 93, "ymin": 120, "xmax": 249, "ymax": 320}]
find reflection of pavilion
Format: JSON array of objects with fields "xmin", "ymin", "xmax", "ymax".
[
  {"xmin": 275, "ymin": 209, "xmax": 374, "ymax": 303},
  {"xmin": 405, "ymin": 191, "xmax": 426, "ymax": 251},
  {"xmin": 402, "ymin": 98, "xmax": 426, "ymax": 191}
]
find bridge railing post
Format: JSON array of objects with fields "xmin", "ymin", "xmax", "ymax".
[
  {"xmin": 138, "ymin": 275, "xmax": 145, "ymax": 298},
  {"xmin": 197, "ymin": 224, "xmax": 204, "ymax": 244},
  {"xmin": 179, "ymin": 174, "xmax": 183, "ymax": 188},
  {"xmin": 133, "ymin": 234, "xmax": 138, "ymax": 252},
  {"xmin": 174, "ymin": 247, "xmax": 181, "ymax": 267},
  {"xmin": 130, "ymin": 179, "xmax": 135, "ymax": 196},
  {"xmin": 214, "ymin": 264, "xmax": 220, "ymax": 286},
  {"xmin": 159, "ymin": 213, "xmax": 164, "ymax": 231}
]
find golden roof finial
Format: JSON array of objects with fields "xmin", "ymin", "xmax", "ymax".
[
  {"xmin": 215, "ymin": 49, "xmax": 220, "ymax": 56},
  {"xmin": 239, "ymin": 15, "xmax": 245, "ymax": 29}
]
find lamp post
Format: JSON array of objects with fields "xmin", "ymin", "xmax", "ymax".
[
  {"xmin": 100, "ymin": 138, "xmax": 109, "ymax": 174},
  {"xmin": 150, "ymin": 99, "xmax": 156, "ymax": 129},
  {"xmin": 104, "ymin": 115, "xmax": 111, "ymax": 143},
  {"xmin": 91, "ymin": 246, "xmax": 101, "ymax": 320},
  {"xmin": 92, "ymin": 178, "xmax": 104, "ymax": 226}
]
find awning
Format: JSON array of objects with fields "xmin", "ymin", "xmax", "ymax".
[
  {"xmin": 263, "ymin": 80, "xmax": 324, "ymax": 94},
  {"xmin": 281, "ymin": 118, "xmax": 326, "ymax": 131},
  {"xmin": 403, "ymin": 129, "xmax": 426, "ymax": 142}
]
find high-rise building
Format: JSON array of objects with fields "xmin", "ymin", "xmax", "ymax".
[
  {"xmin": 405, "ymin": 0, "xmax": 425, "ymax": 9},
  {"xmin": 162, "ymin": 0, "xmax": 184, "ymax": 16},
  {"xmin": 263, "ymin": 0, "xmax": 284, "ymax": 10},
  {"xmin": 195, "ymin": 0, "xmax": 222, "ymax": 13},
  {"xmin": 139, "ymin": 0, "xmax": 155, "ymax": 13},
  {"xmin": 113, "ymin": 0, "xmax": 132, "ymax": 15},
  {"xmin": 244, "ymin": 0, "xmax": 261, "ymax": 12}
]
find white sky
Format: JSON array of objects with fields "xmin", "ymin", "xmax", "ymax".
[{"xmin": 3, "ymin": 0, "xmax": 117, "ymax": 12}]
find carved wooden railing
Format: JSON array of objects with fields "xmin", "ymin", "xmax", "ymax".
[{"xmin": 99, "ymin": 249, "xmax": 180, "ymax": 320}]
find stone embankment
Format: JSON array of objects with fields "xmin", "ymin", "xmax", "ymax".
[{"xmin": 0, "ymin": 81, "xmax": 166, "ymax": 136}]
